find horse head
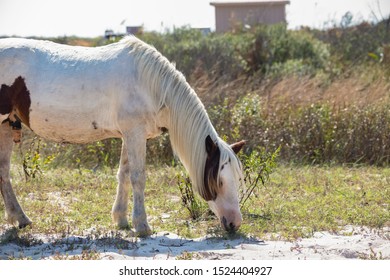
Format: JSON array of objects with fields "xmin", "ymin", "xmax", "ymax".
[{"xmin": 203, "ymin": 135, "xmax": 245, "ymax": 232}]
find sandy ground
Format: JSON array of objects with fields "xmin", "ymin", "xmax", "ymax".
[{"xmin": 0, "ymin": 226, "xmax": 389, "ymax": 260}]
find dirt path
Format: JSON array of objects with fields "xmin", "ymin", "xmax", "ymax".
[{"xmin": 0, "ymin": 226, "xmax": 388, "ymax": 260}]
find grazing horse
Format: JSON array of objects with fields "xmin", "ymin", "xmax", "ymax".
[{"xmin": 0, "ymin": 36, "xmax": 245, "ymax": 235}]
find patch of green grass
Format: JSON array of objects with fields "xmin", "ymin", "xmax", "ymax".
[
  {"xmin": 3, "ymin": 167, "xmax": 118, "ymax": 235},
  {"xmin": 242, "ymin": 165, "xmax": 390, "ymax": 240},
  {"xmin": 1, "ymin": 164, "xmax": 389, "ymax": 242}
]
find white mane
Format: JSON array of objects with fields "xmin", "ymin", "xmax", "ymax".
[{"xmin": 121, "ymin": 36, "xmax": 242, "ymax": 197}]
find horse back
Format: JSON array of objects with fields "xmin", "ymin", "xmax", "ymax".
[{"xmin": 0, "ymin": 38, "xmax": 152, "ymax": 143}]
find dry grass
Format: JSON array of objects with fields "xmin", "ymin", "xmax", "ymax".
[{"xmin": 247, "ymin": 65, "xmax": 390, "ymax": 111}]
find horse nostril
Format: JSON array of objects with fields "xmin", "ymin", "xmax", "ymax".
[
  {"xmin": 221, "ymin": 216, "xmax": 228, "ymax": 229},
  {"xmin": 221, "ymin": 216, "xmax": 236, "ymax": 233}
]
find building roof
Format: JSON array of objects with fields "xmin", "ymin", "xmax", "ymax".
[{"xmin": 210, "ymin": 0, "xmax": 290, "ymax": 7}]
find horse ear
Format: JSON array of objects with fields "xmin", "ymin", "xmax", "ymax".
[
  {"xmin": 231, "ymin": 140, "xmax": 246, "ymax": 154},
  {"xmin": 205, "ymin": 135, "xmax": 217, "ymax": 157}
]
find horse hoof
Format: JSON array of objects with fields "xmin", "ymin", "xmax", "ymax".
[
  {"xmin": 116, "ymin": 218, "xmax": 129, "ymax": 229},
  {"xmin": 135, "ymin": 223, "xmax": 152, "ymax": 237},
  {"xmin": 18, "ymin": 219, "xmax": 32, "ymax": 229},
  {"xmin": 18, "ymin": 223, "xmax": 29, "ymax": 229},
  {"xmin": 135, "ymin": 229, "xmax": 153, "ymax": 238},
  {"xmin": 112, "ymin": 212, "xmax": 129, "ymax": 229}
]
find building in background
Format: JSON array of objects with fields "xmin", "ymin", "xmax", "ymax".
[
  {"xmin": 210, "ymin": 0, "xmax": 290, "ymax": 32},
  {"xmin": 126, "ymin": 26, "xmax": 143, "ymax": 35},
  {"xmin": 104, "ymin": 26, "xmax": 143, "ymax": 40}
]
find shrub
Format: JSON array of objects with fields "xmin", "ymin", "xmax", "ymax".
[
  {"xmin": 176, "ymin": 170, "xmax": 205, "ymax": 221},
  {"xmin": 313, "ymin": 19, "xmax": 390, "ymax": 65},
  {"xmin": 260, "ymin": 103, "xmax": 390, "ymax": 165},
  {"xmin": 240, "ymin": 146, "xmax": 280, "ymax": 208},
  {"xmin": 209, "ymin": 88, "xmax": 390, "ymax": 166},
  {"xmin": 140, "ymin": 24, "xmax": 330, "ymax": 81},
  {"xmin": 250, "ymin": 25, "xmax": 330, "ymax": 75}
]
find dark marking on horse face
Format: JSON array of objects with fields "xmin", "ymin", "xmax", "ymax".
[
  {"xmin": 0, "ymin": 85, "xmax": 12, "ymax": 114},
  {"xmin": 92, "ymin": 121, "xmax": 98, "ymax": 130},
  {"xmin": 0, "ymin": 76, "xmax": 31, "ymax": 127},
  {"xmin": 203, "ymin": 135, "xmax": 220, "ymax": 201}
]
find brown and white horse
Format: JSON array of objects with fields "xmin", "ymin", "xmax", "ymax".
[{"xmin": 0, "ymin": 36, "xmax": 245, "ymax": 235}]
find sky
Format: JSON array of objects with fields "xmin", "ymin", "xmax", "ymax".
[{"xmin": 0, "ymin": 0, "xmax": 389, "ymax": 37}]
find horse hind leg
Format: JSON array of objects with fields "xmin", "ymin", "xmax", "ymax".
[{"xmin": 0, "ymin": 122, "xmax": 32, "ymax": 228}]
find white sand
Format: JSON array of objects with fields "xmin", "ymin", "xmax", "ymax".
[{"xmin": 0, "ymin": 226, "xmax": 389, "ymax": 260}]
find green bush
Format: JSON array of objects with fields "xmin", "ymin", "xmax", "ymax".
[
  {"xmin": 313, "ymin": 19, "xmax": 390, "ymax": 65},
  {"xmin": 140, "ymin": 24, "xmax": 330, "ymax": 80},
  {"xmin": 250, "ymin": 25, "xmax": 330, "ymax": 75},
  {"xmin": 208, "ymin": 91, "xmax": 390, "ymax": 166}
]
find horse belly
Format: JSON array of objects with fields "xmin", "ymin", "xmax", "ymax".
[
  {"xmin": 29, "ymin": 103, "xmax": 121, "ymax": 144},
  {"xmin": 26, "ymin": 69, "xmax": 124, "ymax": 143}
]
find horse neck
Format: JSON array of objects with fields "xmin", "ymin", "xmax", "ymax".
[
  {"xmin": 163, "ymin": 76, "xmax": 218, "ymax": 193},
  {"xmin": 130, "ymin": 37, "xmax": 218, "ymax": 193}
]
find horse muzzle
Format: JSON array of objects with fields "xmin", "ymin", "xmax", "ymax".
[{"xmin": 221, "ymin": 215, "xmax": 242, "ymax": 233}]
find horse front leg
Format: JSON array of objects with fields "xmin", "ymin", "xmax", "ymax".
[
  {"xmin": 112, "ymin": 141, "xmax": 131, "ymax": 228},
  {"xmin": 112, "ymin": 133, "xmax": 151, "ymax": 236},
  {"xmin": 0, "ymin": 122, "xmax": 32, "ymax": 228}
]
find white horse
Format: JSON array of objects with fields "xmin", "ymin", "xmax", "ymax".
[{"xmin": 0, "ymin": 36, "xmax": 245, "ymax": 235}]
